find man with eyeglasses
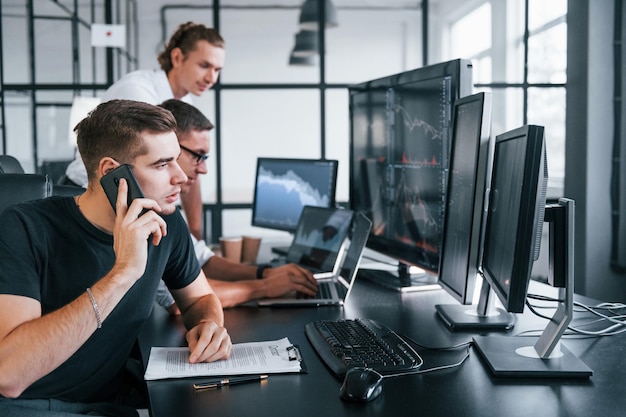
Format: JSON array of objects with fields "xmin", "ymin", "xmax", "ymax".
[
  {"xmin": 158, "ymin": 99, "xmax": 318, "ymax": 311},
  {"xmin": 65, "ymin": 21, "xmax": 222, "ymax": 242},
  {"xmin": 180, "ymin": 144, "xmax": 209, "ymax": 165}
]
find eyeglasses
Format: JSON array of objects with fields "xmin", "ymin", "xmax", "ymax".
[{"xmin": 180, "ymin": 145, "xmax": 209, "ymax": 165}]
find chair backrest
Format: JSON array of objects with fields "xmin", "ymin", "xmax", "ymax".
[
  {"xmin": 0, "ymin": 155, "xmax": 25, "ymax": 174},
  {"xmin": 0, "ymin": 174, "xmax": 51, "ymax": 214},
  {"xmin": 52, "ymin": 184, "xmax": 85, "ymax": 197}
]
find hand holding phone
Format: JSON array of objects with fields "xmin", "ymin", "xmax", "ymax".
[
  {"xmin": 100, "ymin": 164, "xmax": 166, "ymax": 271},
  {"xmin": 100, "ymin": 164, "xmax": 147, "ymax": 214}
]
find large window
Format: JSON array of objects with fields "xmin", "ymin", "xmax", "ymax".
[
  {"xmin": 442, "ymin": 0, "xmax": 567, "ymax": 197},
  {"xmin": 0, "ymin": 0, "xmax": 136, "ymax": 173}
]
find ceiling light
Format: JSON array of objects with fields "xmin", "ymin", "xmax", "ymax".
[
  {"xmin": 289, "ymin": 52, "xmax": 317, "ymax": 66},
  {"xmin": 291, "ymin": 30, "xmax": 318, "ymax": 57},
  {"xmin": 299, "ymin": 0, "xmax": 338, "ymax": 30}
]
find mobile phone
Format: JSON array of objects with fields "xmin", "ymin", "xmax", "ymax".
[{"xmin": 100, "ymin": 164, "xmax": 146, "ymax": 213}]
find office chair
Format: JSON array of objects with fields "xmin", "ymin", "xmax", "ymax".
[
  {"xmin": 52, "ymin": 184, "xmax": 85, "ymax": 197},
  {"xmin": 0, "ymin": 155, "xmax": 25, "ymax": 174},
  {"xmin": 0, "ymin": 174, "xmax": 51, "ymax": 214},
  {"xmin": 38, "ymin": 159, "xmax": 74, "ymax": 185}
]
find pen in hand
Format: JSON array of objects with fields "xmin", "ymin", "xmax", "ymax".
[{"xmin": 193, "ymin": 375, "xmax": 269, "ymax": 391}]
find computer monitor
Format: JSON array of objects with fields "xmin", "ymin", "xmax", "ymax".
[
  {"xmin": 434, "ymin": 92, "xmax": 518, "ymax": 329},
  {"xmin": 470, "ymin": 125, "xmax": 592, "ymax": 377},
  {"xmin": 349, "ymin": 58, "xmax": 473, "ymax": 291},
  {"xmin": 437, "ymin": 92, "xmax": 492, "ymax": 304},
  {"xmin": 481, "ymin": 125, "xmax": 548, "ymax": 313},
  {"xmin": 251, "ymin": 157, "xmax": 338, "ymax": 233}
]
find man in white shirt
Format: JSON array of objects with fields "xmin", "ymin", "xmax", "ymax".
[
  {"xmin": 158, "ymin": 99, "xmax": 319, "ymax": 311},
  {"xmin": 66, "ymin": 21, "xmax": 224, "ymax": 241}
]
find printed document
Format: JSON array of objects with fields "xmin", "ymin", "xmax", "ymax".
[{"xmin": 144, "ymin": 337, "xmax": 303, "ymax": 380}]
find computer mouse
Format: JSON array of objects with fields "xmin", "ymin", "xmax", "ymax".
[{"xmin": 339, "ymin": 367, "xmax": 384, "ymax": 402}]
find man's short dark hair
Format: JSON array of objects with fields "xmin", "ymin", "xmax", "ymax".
[
  {"xmin": 159, "ymin": 99, "xmax": 214, "ymax": 136},
  {"xmin": 75, "ymin": 99, "xmax": 177, "ymax": 182}
]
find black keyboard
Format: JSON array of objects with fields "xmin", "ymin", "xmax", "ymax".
[{"xmin": 305, "ymin": 318, "xmax": 423, "ymax": 377}]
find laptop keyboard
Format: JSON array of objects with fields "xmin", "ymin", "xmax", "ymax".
[
  {"xmin": 297, "ymin": 281, "xmax": 334, "ymax": 299},
  {"xmin": 318, "ymin": 282, "xmax": 333, "ymax": 299},
  {"xmin": 305, "ymin": 318, "xmax": 423, "ymax": 377}
]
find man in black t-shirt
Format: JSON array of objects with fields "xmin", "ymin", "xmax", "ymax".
[{"xmin": 0, "ymin": 100, "xmax": 232, "ymax": 416}]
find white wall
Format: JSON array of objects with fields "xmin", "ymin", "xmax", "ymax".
[{"xmin": 566, "ymin": 0, "xmax": 626, "ymax": 301}]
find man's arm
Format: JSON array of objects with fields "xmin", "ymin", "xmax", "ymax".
[
  {"xmin": 204, "ymin": 256, "xmax": 317, "ymax": 285},
  {"xmin": 0, "ymin": 269, "xmax": 139, "ymax": 398},
  {"xmin": 167, "ymin": 248, "xmax": 319, "ymax": 309},
  {"xmin": 202, "ymin": 259, "xmax": 318, "ymax": 308},
  {"xmin": 170, "ymin": 272, "xmax": 232, "ymax": 363},
  {"xmin": 203, "ymin": 255, "xmax": 258, "ymax": 281},
  {"xmin": 180, "ymin": 179, "xmax": 203, "ymax": 240},
  {"xmin": 0, "ymin": 179, "xmax": 165, "ymax": 398}
]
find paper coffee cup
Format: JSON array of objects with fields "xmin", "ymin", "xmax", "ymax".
[
  {"xmin": 219, "ymin": 236, "xmax": 243, "ymax": 263},
  {"xmin": 241, "ymin": 235, "xmax": 262, "ymax": 265}
]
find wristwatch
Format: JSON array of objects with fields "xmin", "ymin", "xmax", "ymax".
[{"xmin": 256, "ymin": 264, "xmax": 272, "ymax": 279}]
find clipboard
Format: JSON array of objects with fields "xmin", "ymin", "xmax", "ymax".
[
  {"xmin": 145, "ymin": 337, "xmax": 307, "ymax": 380},
  {"xmin": 287, "ymin": 344, "xmax": 308, "ymax": 374}
]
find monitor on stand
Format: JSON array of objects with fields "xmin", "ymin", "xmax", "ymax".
[
  {"xmin": 434, "ymin": 92, "xmax": 516, "ymax": 330},
  {"xmin": 469, "ymin": 125, "xmax": 592, "ymax": 378},
  {"xmin": 349, "ymin": 58, "xmax": 473, "ymax": 292}
]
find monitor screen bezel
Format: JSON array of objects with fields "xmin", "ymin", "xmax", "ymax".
[
  {"xmin": 251, "ymin": 157, "xmax": 339, "ymax": 233},
  {"xmin": 437, "ymin": 92, "xmax": 493, "ymax": 305},
  {"xmin": 348, "ymin": 58, "xmax": 474, "ymax": 274},
  {"xmin": 480, "ymin": 125, "xmax": 547, "ymax": 313}
]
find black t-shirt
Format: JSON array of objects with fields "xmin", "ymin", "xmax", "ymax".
[{"xmin": 0, "ymin": 196, "xmax": 200, "ymax": 402}]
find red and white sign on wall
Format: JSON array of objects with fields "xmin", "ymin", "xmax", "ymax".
[{"xmin": 91, "ymin": 24, "xmax": 126, "ymax": 48}]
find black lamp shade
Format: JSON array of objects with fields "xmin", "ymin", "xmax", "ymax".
[
  {"xmin": 289, "ymin": 52, "xmax": 317, "ymax": 66},
  {"xmin": 292, "ymin": 30, "xmax": 318, "ymax": 57},
  {"xmin": 299, "ymin": 0, "xmax": 339, "ymax": 30}
]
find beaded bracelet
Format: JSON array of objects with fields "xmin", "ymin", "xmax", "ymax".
[{"xmin": 86, "ymin": 287, "xmax": 102, "ymax": 329}]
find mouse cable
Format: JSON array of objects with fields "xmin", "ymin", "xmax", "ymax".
[
  {"xmin": 382, "ymin": 346, "xmax": 471, "ymax": 379},
  {"xmin": 399, "ymin": 332, "xmax": 473, "ymax": 351}
]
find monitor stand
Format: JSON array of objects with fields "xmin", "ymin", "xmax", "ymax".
[
  {"xmin": 271, "ymin": 245, "xmax": 290, "ymax": 257},
  {"xmin": 473, "ymin": 199, "xmax": 592, "ymax": 378},
  {"xmin": 435, "ymin": 279, "xmax": 516, "ymax": 330},
  {"xmin": 359, "ymin": 263, "xmax": 440, "ymax": 293}
]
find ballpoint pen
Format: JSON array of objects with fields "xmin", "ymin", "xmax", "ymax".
[{"xmin": 193, "ymin": 375, "xmax": 269, "ymax": 391}]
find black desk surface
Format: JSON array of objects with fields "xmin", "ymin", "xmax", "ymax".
[{"xmin": 138, "ymin": 276, "xmax": 625, "ymax": 417}]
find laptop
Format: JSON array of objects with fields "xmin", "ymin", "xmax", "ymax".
[
  {"xmin": 271, "ymin": 206, "xmax": 354, "ymax": 279},
  {"xmin": 258, "ymin": 212, "xmax": 372, "ymax": 307}
]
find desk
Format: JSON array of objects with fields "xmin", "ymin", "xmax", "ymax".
[{"xmin": 138, "ymin": 277, "xmax": 625, "ymax": 417}]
